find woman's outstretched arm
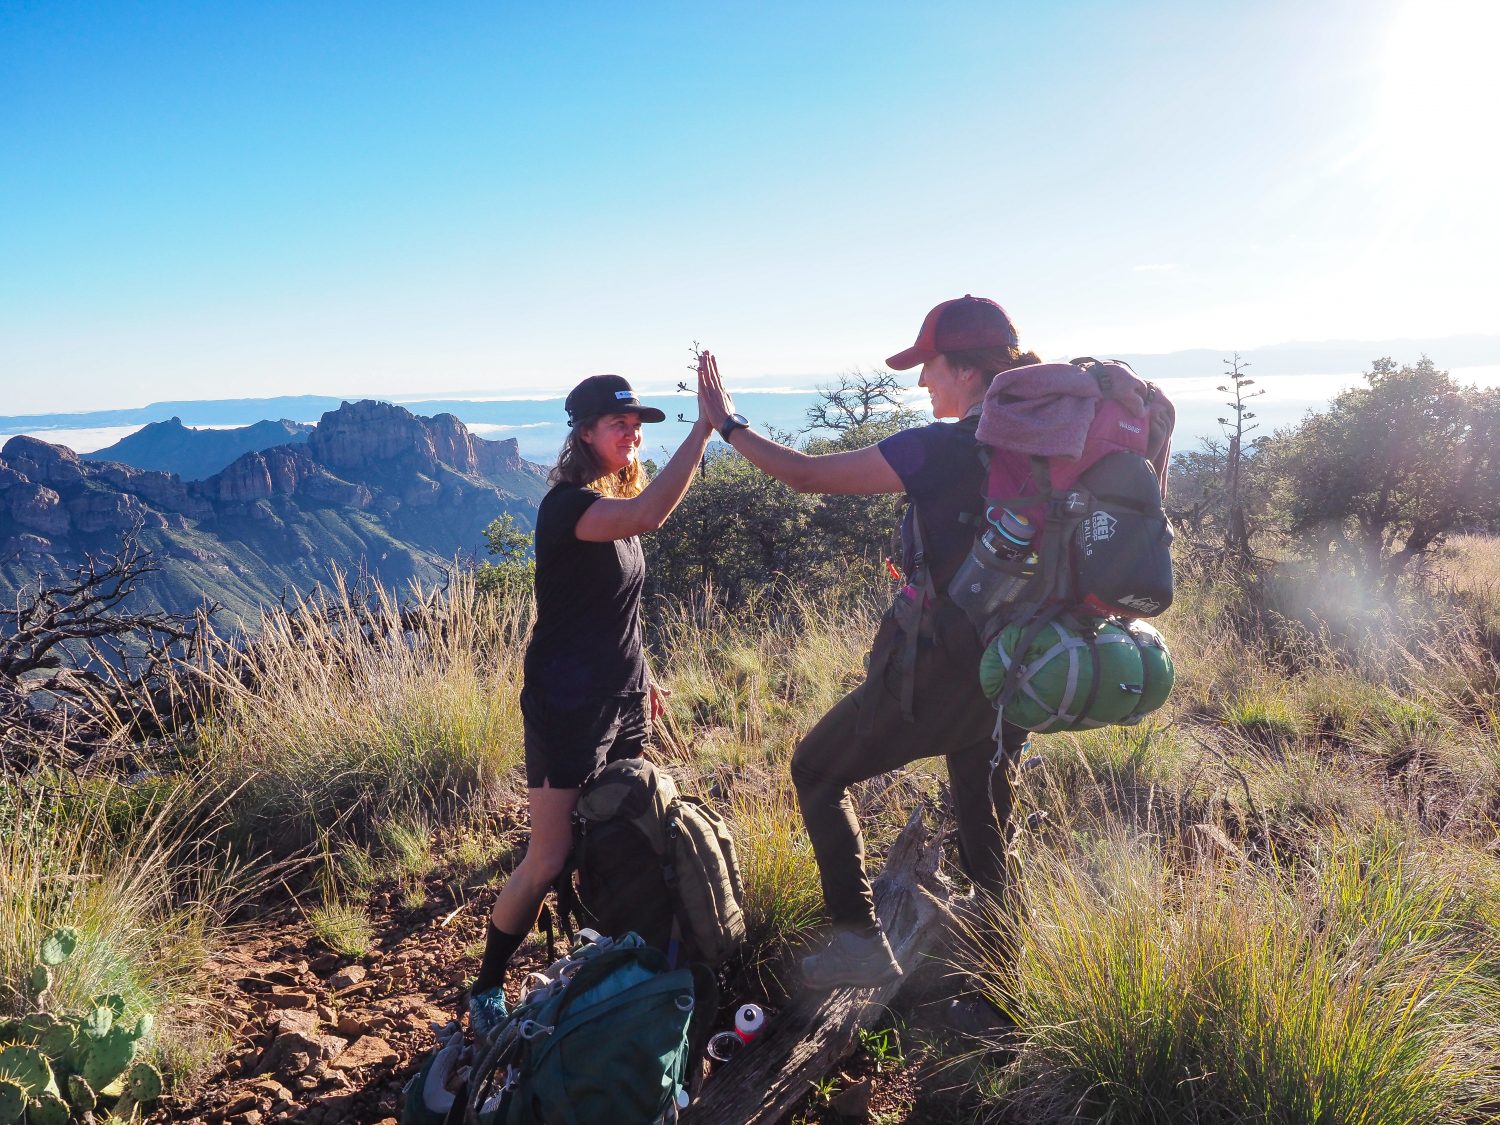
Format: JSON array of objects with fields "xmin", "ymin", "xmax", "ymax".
[
  {"xmin": 697, "ymin": 350, "xmax": 904, "ymax": 496},
  {"xmin": 574, "ymin": 417, "xmax": 714, "ymax": 542}
]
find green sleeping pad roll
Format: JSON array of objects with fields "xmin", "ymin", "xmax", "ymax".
[{"xmin": 979, "ymin": 615, "xmax": 1175, "ymax": 732}]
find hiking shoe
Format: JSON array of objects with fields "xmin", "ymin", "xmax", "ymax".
[
  {"xmin": 801, "ymin": 927, "xmax": 903, "ymax": 990},
  {"xmin": 467, "ymin": 986, "xmax": 509, "ymax": 1042},
  {"xmin": 941, "ymin": 996, "xmax": 1014, "ymax": 1039}
]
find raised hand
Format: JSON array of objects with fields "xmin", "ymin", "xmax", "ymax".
[{"xmin": 697, "ymin": 350, "xmax": 734, "ymax": 431}]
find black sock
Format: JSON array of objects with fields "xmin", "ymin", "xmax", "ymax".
[{"xmin": 473, "ymin": 922, "xmax": 526, "ymax": 994}]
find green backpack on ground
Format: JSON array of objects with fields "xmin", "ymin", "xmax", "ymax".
[
  {"xmin": 979, "ymin": 615, "xmax": 1174, "ymax": 732},
  {"xmin": 465, "ymin": 931, "xmax": 713, "ymax": 1125},
  {"xmin": 557, "ymin": 758, "xmax": 746, "ymax": 969}
]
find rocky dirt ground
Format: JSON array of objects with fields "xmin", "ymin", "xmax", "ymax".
[{"xmin": 145, "ymin": 840, "xmax": 979, "ymax": 1125}]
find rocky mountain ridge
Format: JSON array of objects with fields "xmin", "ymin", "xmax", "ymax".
[
  {"xmin": 0, "ymin": 400, "xmax": 549, "ymax": 623},
  {"xmin": 84, "ymin": 417, "xmax": 315, "ymax": 482}
]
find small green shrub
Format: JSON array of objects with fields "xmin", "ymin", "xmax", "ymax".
[{"xmin": 308, "ymin": 902, "xmax": 374, "ymax": 958}]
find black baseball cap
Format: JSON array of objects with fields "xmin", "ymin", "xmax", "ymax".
[{"xmin": 563, "ymin": 374, "xmax": 667, "ymax": 425}]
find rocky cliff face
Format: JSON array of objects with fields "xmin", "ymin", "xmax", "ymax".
[{"xmin": 0, "ymin": 401, "xmax": 550, "ymax": 622}]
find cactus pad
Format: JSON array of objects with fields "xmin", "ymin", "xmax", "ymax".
[
  {"xmin": 66, "ymin": 1073, "xmax": 96, "ymax": 1111},
  {"xmin": 94, "ymin": 994, "xmax": 126, "ymax": 1019},
  {"xmin": 28, "ymin": 1091, "xmax": 69, "ymax": 1125},
  {"xmin": 81, "ymin": 1006, "xmax": 113, "ymax": 1039},
  {"xmin": 39, "ymin": 929, "xmax": 78, "ymax": 967},
  {"xmin": 39, "ymin": 1021, "xmax": 75, "ymax": 1061},
  {"xmin": 0, "ymin": 1044, "xmax": 54, "ymax": 1095},
  {"xmin": 81, "ymin": 1025, "xmax": 137, "ymax": 1092},
  {"xmin": 30, "ymin": 964, "xmax": 52, "ymax": 995},
  {"xmin": 129, "ymin": 1012, "xmax": 154, "ymax": 1042},
  {"xmin": 0, "ymin": 1079, "xmax": 25, "ymax": 1125},
  {"xmin": 126, "ymin": 1061, "xmax": 163, "ymax": 1102}
]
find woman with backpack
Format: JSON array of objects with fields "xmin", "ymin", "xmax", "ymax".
[
  {"xmin": 467, "ymin": 374, "xmax": 713, "ymax": 1037},
  {"xmin": 696, "ymin": 296, "xmax": 1037, "ymax": 1012}
]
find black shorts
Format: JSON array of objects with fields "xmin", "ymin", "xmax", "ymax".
[{"xmin": 521, "ymin": 689, "xmax": 649, "ymax": 789}]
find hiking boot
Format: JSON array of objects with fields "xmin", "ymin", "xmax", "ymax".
[
  {"xmin": 467, "ymin": 985, "xmax": 509, "ymax": 1042},
  {"xmin": 941, "ymin": 996, "xmax": 1014, "ymax": 1039},
  {"xmin": 801, "ymin": 927, "xmax": 903, "ymax": 990}
]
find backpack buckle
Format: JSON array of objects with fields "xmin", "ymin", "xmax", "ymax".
[{"xmin": 518, "ymin": 1019, "xmax": 555, "ymax": 1040}]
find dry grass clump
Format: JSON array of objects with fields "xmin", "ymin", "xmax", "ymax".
[
  {"xmin": 967, "ymin": 827, "xmax": 1500, "ymax": 1124},
  {"xmin": 725, "ymin": 771, "xmax": 824, "ymax": 949},
  {"xmin": 651, "ymin": 583, "xmax": 879, "ymax": 767},
  {"xmin": 190, "ymin": 573, "xmax": 530, "ymax": 859}
]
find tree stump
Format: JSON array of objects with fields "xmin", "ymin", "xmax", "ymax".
[{"xmin": 684, "ymin": 806, "xmax": 960, "ymax": 1124}]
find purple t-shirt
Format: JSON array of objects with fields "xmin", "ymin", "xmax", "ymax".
[{"xmin": 877, "ymin": 418, "xmax": 988, "ymax": 587}]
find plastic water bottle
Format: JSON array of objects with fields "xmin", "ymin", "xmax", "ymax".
[
  {"xmin": 707, "ymin": 1003, "xmax": 767, "ymax": 1061},
  {"xmin": 733, "ymin": 1004, "xmax": 765, "ymax": 1044},
  {"xmin": 948, "ymin": 508, "xmax": 1037, "ymax": 626}
]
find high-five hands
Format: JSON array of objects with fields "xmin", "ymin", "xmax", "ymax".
[{"xmin": 697, "ymin": 350, "xmax": 734, "ymax": 432}]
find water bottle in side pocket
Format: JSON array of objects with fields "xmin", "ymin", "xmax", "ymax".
[{"xmin": 948, "ymin": 507, "xmax": 1037, "ymax": 632}]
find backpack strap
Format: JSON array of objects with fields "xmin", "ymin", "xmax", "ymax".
[
  {"xmin": 898, "ymin": 508, "xmax": 937, "ymax": 724},
  {"xmin": 874, "ymin": 416, "xmax": 989, "ymax": 728}
]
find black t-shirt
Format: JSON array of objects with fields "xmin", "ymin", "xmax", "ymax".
[
  {"xmin": 878, "ymin": 418, "xmax": 987, "ymax": 588},
  {"xmin": 523, "ymin": 482, "xmax": 648, "ymax": 709}
]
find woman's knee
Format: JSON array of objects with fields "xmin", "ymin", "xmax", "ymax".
[{"xmin": 512, "ymin": 843, "xmax": 570, "ymax": 890}]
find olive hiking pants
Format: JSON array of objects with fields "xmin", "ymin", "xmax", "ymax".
[{"xmin": 791, "ymin": 596, "xmax": 1029, "ymax": 930}]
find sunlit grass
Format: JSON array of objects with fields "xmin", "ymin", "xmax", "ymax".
[
  {"xmin": 189, "ymin": 572, "xmax": 530, "ymax": 860},
  {"xmin": 964, "ymin": 828, "xmax": 1500, "ymax": 1124}
]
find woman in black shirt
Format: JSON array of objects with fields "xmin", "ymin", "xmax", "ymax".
[{"xmin": 468, "ymin": 374, "xmax": 711, "ymax": 1035}]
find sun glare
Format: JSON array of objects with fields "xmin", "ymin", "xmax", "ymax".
[{"xmin": 1378, "ymin": 0, "xmax": 1500, "ymax": 184}]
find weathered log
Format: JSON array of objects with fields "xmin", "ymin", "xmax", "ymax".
[{"xmin": 684, "ymin": 806, "xmax": 960, "ymax": 1124}]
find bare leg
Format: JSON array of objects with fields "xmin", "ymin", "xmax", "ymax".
[{"xmin": 491, "ymin": 783, "xmax": 581, "ymax": 934}]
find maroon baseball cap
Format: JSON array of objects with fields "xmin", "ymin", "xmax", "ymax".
[{"xmin": 886, "ymin": 295, "xmax": 1019, "ymax": 370}]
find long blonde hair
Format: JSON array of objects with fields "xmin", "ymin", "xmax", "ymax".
[{"xmin": 549, "ymin": 415, "xmax": 646, "ymax": 498}]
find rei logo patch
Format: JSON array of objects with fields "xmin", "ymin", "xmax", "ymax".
[{"xmin": 1089, "ymin": 511, "xmax": 1118, "ymax": 541}]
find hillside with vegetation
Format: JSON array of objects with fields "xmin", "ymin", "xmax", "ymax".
[{"xmin": 1, "ymin": 356, "xmax": 1497, "ymax": 1124}]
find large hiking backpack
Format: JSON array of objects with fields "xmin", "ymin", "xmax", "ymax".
[
  {"xmin": 463, "ymin": 931, "xmax": 713, "ymax": 1125},
  {"xmin": 556, "ymin": 758, "xmax": 746, "ymax": 969},
  {"xmin": 940, "ymin": 358, "xmax": 1178, "ymax": 732}
]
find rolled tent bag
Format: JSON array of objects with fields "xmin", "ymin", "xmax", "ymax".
[{"xmin": 979, "ymin": 616, "xmax": 1174, "ymax": 732}]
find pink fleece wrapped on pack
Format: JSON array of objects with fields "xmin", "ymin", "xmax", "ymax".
[{"xmin": 975, "ymin": 361, "xmax": 1175, "ymax": 493}]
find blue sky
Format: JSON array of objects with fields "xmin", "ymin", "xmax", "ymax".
[{"xmin": 2, "ymin": 0, "xmax": 1495, "ymax": 414}]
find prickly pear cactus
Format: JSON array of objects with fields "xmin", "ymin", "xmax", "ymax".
[
  {"xmin": 28, "ymin": 1090, "xmax": 70, "ymax": 1125},
  {"xmin": 65, "ymin": 1073, "xmax": 95, "ymax": 1112},
  {"xmin": 80, "ymin": 1025, "xmax": 137, "ymax": 1094},
  {"xmin": 3, "ymin": 926, "xmax": 167, "ymax": 1124},
  {"xmin": 113, "ymin": 1060, "xmax": 164, "ymax": 1123},
  {"xmin": 0, "ymin": 1044, "xmax": 55, "ymax": 1096},
  {"xmin": 80, "ymin": 1006, "xmax": 113, "ymax": 1040},
  {"xmin": 0, "ymin": 1080, "xmax": 24, "ymax": 1125},
  {"xmin": 38, "ymin": 928, "xmax": 78, "ymax": 967}
]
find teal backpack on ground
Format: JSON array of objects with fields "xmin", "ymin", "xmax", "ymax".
[{"xmin": 465, "ymin": 931, "xmax": 713, "ymax": 1125}]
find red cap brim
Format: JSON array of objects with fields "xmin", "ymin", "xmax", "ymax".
[{"xmin": 886, "ymin": 345, "xmax": 933, "ymax": 371}]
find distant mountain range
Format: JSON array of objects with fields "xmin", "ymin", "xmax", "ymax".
[
  {"xmin": 3, "ymin": 334, "xmax": 1495, "ymax": 455},
  {"xmin": 83, "ymin": 417, "xmax": 314, "ymax": 481},
  {"xmin": 0, "ymin": 400, "xmax": 549, "ymax": 624}
]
